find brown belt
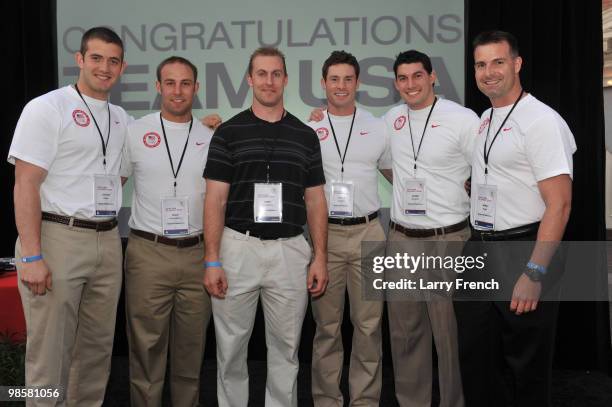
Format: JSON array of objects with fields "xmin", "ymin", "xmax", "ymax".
[
  {"xmin": 42, "ymin": 212, "xmax": 117, "ymax": 231},
  {"xmin": 390, "ymin": 219, "xmax": 469, "ymax": 238},
  {"xmin": 131, "ymin": 229, "xmax": 203, "ymax": 248}
]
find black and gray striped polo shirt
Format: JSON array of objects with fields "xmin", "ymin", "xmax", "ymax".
[{"xmin": 204, "ymin": 108, "xmax": 325, "ymax": 239}]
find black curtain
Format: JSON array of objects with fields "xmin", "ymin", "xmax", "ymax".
[
  {"xmin": 465, "ymin": 0, "xmax": 610, "ymax": 371},
  {"xmin": 2, "ymin": 0, "xmax": 609, "ymax": 373},
  {"xmin": 2, "ymin": 0, "xmax": 57, "ymax": 245}
]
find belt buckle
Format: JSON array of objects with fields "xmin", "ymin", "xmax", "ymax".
[{"xmin": 479, "ymin": 230, "xmax": 494, "ymax": 240}]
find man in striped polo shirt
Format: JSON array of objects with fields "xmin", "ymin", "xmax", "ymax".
[{"xmin": 202, "ymin": 47, "xmax": 329, "ymax": 407}]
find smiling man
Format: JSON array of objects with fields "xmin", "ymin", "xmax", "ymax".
[
  {"xmin": 8, "ymin": 27, "xmax": 129, "ymax": 406},
  {"xmin": 307, "ymin": 51, "xmax": 390, "ymax": 407},
  {"xmin": 383, "ymin": 50, "xmax": 479, "ymax": 407},
  {"xmin": 120, "ymin": 56, "xmax": 213, "ymax": 407},
  {"xmin": 203, "ymin": 47, "xmax": 328, "ymax": 407},
  {"xmin": 455, "ymin": 30, "xmax": 576, "ymax": 407}
]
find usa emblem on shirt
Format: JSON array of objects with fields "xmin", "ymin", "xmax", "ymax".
[
  {"xmin": 478, "ymin": 118, "xmax": 490, "ymax": 134},
  {"xmin": 72, "ymin": 109, "xmax": 90, "ymax": 127},
  {"xmin": 394, "ymin": 115, "xmax": 406, "ymax": 130},
  {"xmin": 316, "ymin": 127, "xmax": 329, "ymax": 141},
  {"xmin": 143, "ymin": 132, "xmax": 161, "ymax": 148}
]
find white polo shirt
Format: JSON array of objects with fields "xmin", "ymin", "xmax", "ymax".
[
  {"xmin": 8, "ymin": 85, "xmax": 129, "ymax": 220},
  {"xmin": 121, "ymin": 112, "xmax": 213, "ymax": 237},
  {"xmin": 384, "ymin": 98, "xmax": 480, "ymax": 229},
  {"xmin": 308, "ymin": 107, "xmax": 390, "ymax": 217},
  {"xmin": 470, "ymin": 94, "xmax": 577, "ymax": 231}
]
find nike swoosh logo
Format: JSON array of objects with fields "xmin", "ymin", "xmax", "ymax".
[
  {"xmin": 359, "ymin": 131, "xmax": 369, "ymax": 135},
  {"xmin": 195, "ymin": 142, "xmax": 206, "ymax": 146},
  {"xmin": 503, "ymin": 127, "xmax": 512, "ymax": 131},
  {"xmin": 431, "ymin": 124, "xmax": 440, "ymax": 128}
]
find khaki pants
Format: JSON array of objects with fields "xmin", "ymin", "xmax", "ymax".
[
  {"xmin": 311, "ymin": 218, "xmax": 385, "ymax": 407},
  {"xmin": 387, "ymin": 227, "xmax": 469, "ymax": 407},
  {"xmin": 125, "ymin": 232, "xmax": 211, "ymax": 407},
  {"xmin": 16, "ymin": 220, "xmax": 122, "ymax": 407},
  {"xmin": 213, "ymin": 227, "xmax": 311, "ymax": 407}
]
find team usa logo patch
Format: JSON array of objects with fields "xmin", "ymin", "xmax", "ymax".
[
  {"xmin": 143, "ymin": 132, "xmax": 161, "ymax": 148},
  {"xmin": 316, "ymin": 127, "xmax": 329, "ymax": 141},
  {"xmin": 478, "ymin": 118, "xmax": 490, "ymax": 134},
  {"xmin": 72, "ymin": 109, "xmax": 90, "ymax": 127},
  {"xmin": 394, "ymin": 115, "xmax": 406, "ymax": 130}
]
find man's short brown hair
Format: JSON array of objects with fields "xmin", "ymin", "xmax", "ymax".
[
  {"xmin": 248, "ymin": 47, "xmax": 287, "ymax": 75},
  {"xmin": 80, "ymin": 26, "xmax": 124, "ymax": 61},
  {"xmin": 156, "ymin": 56, "xmax": 198, "ymax": 82}
]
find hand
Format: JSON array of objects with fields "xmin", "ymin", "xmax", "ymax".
[
  {"xmin": 203, "ymin": 266, "xmax": 228, "ymax": 299},
  {"xmin": 307, "ymin": 258, "xmax": 328, "ymax": 297},
  {"xmin": 20, "ymin": 260, "xmax": 52, "ymax": 296},
  {"xmin": 308, "ymin": 107, "xmax": 327, "ymax": 123},
  {"xmin": 510, "ymin": 273, "xmax": 542, "ymax": 315},
  {"xmin": 201, "ymin": 113, "xmax": 222, "ymax": 130}
]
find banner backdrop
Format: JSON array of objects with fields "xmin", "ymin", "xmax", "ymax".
[{"xmin": 56, "ymin": 0, "xmax": 465, "ymax": 206}]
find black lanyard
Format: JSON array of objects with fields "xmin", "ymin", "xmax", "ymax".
[
  {"xmin": 483, "ymin": 89, "xmax": 524, "ymax": 178},
  {"xmin": 74, "ymin": 84, "xmax": 111, "ymax": 169},
  {"xmin": 255, "ymin": 108, "xmax": 285, "ymax": 183},
  {"xmin": 160, "ymin": 113, "xmax": 193, "ymax": 196},
  {"xmin": 327, "ymin": 107, "xmax": 357, "ymax": 180},
  {"xmin": 407, "ymin": 97, "xmax": 437, "ymax": 174}
]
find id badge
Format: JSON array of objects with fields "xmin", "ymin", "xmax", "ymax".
[
  {"xmin": 254, "ymin": 183, "xmax": 282, "ymax": 223},
  {"xmin": 403, "ymin": 178, "xmax": 427, "ymax": 215},
  {"xmin": 161, "ymin": 196, "xmax": 189, "ymax": 236},
  {"xmin": 474, "ymin": 184, "xmax": 497, "ymax": 230},
  {"xmin": 94, "ymin": 174, "xmax": 119, "ymax": 217},
  {"xmin": 329, "ymin": 181, "xmax": 354, "ymax": 217}
]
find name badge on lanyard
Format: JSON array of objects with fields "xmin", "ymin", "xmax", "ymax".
[
  {"xmin": 94, "ymin": 174, "xmax": 119, "ymax": 217},
  {"xmin": 158, "ymin": 113, "xmax": 193, "ymax": 234},
  {"xmin": 161, "ymin": 196, "xmax": 190, "ymax": 235},
  {"xmin": 474, "ymin": 184, "xmax": 497, "ymax": 230},
  {"xmin": 402, "ymin": 98, "xmax": 437, "ymax": 217},
  {"xmin": 254, "ymin": 182, "xmax": 283, "ymax": 223},
  {"xmin": 329, "ymin": 181, "xmax": 354, "ymax": 217},
  {"xmin": 476, "ymin": 89, "xmax": 523, "ymax": 231},
  {"xmin": 327, "ymin": 108, "xmax": 357, "ymax": 218},
  {"xmin": 403, "ymin": 178, "xmax": 427, "ymax": 215}
]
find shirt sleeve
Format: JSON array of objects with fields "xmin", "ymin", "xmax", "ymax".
[
  {"xmin": 8, "ymin": 98, "xmax": 61, "ymax": 170},
  {"xmin": 459, "ymin": 109, "xmax": 481, "ymax": 164},
  {"xmin": 378, "ymin": 121, "xmax": 392, "ymax": 170},
  {"xmin": 305, "ymin": 129, "xmax": 326, "ymax": 188},
  {"xmin": 524, "ymin": 113, "xmax": 577, "ymax": 181},
  {"xmin": 119, "ymin": 128, "xmax": 133, "ymax": 178},
  {"xmin": 203, "ymin": 126, "xmax": 234, "ymax": 183}
]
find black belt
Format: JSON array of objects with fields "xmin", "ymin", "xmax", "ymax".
[
  {"xmin": 328, "ymin": 211, "xmax": 379, "ymax": 226},
  {"xmin": 390, "ymin": 219, "xmax": 469, "ymax": 238},
  {"xmin": 131, "ymin": 229, "xmax": 203, "ymax": 248},
  {"xmin": 471, "ymin": 222, "xmax": 540, "ymax": 241},
  {"xmin": 228, "ymin": 227, "xmax": 301, "ymax": 240},
  {"xmin": 42, "ymin": 212, "xmax": 117, "ymax": 232}
]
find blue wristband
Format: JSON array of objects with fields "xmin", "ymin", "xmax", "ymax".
[
  {"xmin": 526, "ymin": 261, "xmax": 547, "ymax": 274},
  {"xmin": 204, "ymin": 261, "xmax": 222, "ymax": 268},
  {"xmin": 21, "ymin": 254, "xmax": 43, "ymax": 263}
]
